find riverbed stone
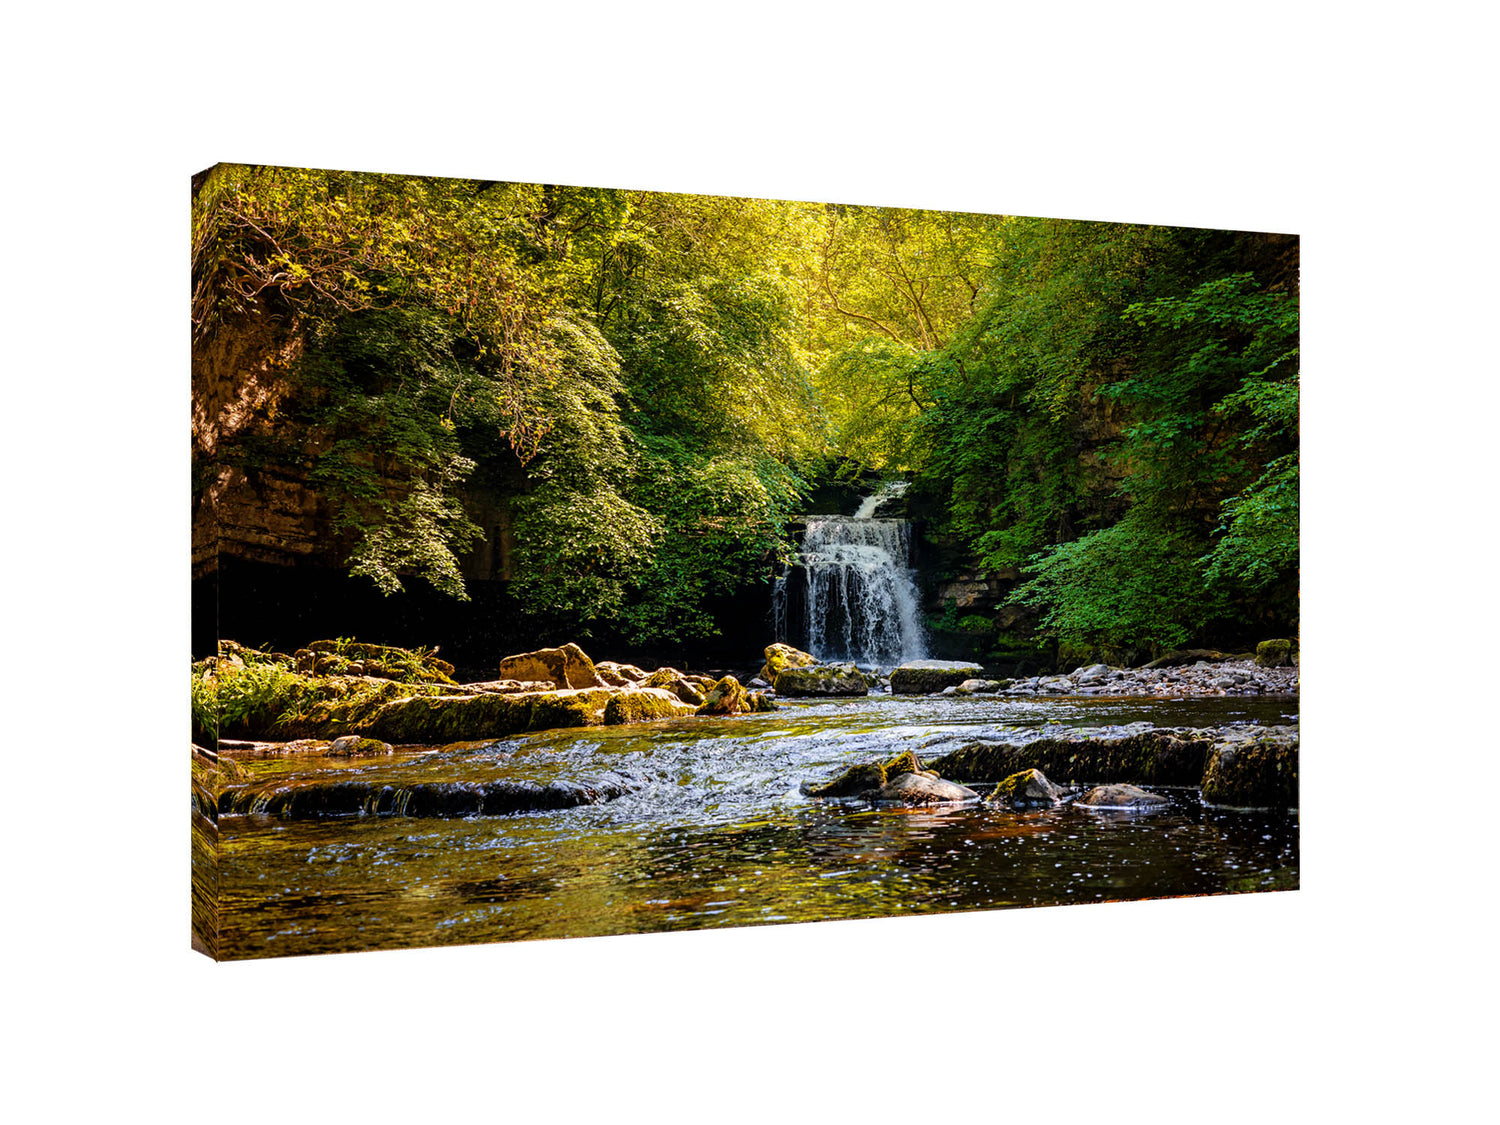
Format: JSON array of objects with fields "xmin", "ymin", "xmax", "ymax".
[
  {"xmin": 596, "ymin": 661, "xmax": 649, "ymax": 687},
  {"xmin": 774, "ymin": 663, "xmax": 870, "ymax": 696},
  {"xmin": 603, "ymin": 687, "xmax": 699, "ymax": 725},
  {"xmin": 324, "ymin": 685, "xmax": 620, "ymax": 742},
  {"xmin": 929, "ymin": 729, "xmax": 1213, "ymax": 787},
  {"xmin": 644, "ymin": 667, "xmax": 707, "ymax": 705},
  {"xmin": 221, "ymin": 771, "xmax": 640, "ymax": 819},
  {"xmin": 890, "ymin": 660, "xmax": 982, "ymax": 694},
  {"xmin": 988, "ymin": 768, "xmax": 1072, "ymax": 809},
  {"xmin": 1201, "ymin": 729, "xmax": 1299, "ymax": 808},
  {"xmin": 1075, "ymin": 784, "xmax": 1170, "ymax": 811},
  {"xmin": 1255, "ymin": 639, "xmax": 1296, "ymax": 668},
  {"xmin": 327, "ymin": 735, "xmax": 393, "ymax": 757},
  {"xmin": 696, "ymin": 676, "xmax": 751, "ymax": 715},
  {"xmin": 760, "ymin": 643, "xmax": 818, "ymax": 684},
  {"xmin": 955, "ymin": 678, "xmax": 1002, "ymax": 694},
  {"xmin": 497, "ymin": 643, "xmax": 606, "ymax": 689},
  {"xmin": 875, "ymin": 772, "xmax": 982, "ymax": 804}
]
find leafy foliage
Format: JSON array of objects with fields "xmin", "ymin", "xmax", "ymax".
[
  {"xmin": 1009, "ymin": 512, "xmax": 1229, "ymax": 652},
  {"xmin": 194, "ymin": 165, "xmax": 1298, "ymax": 655}
]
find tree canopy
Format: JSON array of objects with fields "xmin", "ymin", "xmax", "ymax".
[{"xmin": 194, "ymin": 164, "xmax": 1297, "ymax": 656}]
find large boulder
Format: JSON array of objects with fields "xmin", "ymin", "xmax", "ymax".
[
  {"xmin": 309, "ymin": 685, "xmax": 619, "ymax": 743},
  {"xmin": 596, "ymin": 661, "xmax": 650, "ymax": 687},
  {"xmin": 1201, "ymin": 728, "xmax": 1299, "ymax": 809},
  {"xmin": 877, "ymin": 772, "xmax": 982, "ymax": 805},
  {"xmin": 929, "ymin": 729, "xmax": 1213, "ymax": 787},
  {"xmin": 1075, "ymin": 784, "xmax": 1170, "ymax": 811},
  {"xmin": 760, "ymin": 643, "xmax": 817, "ymax": 683},
  {"xmin": 774, "ymin": 663, "xmax": 869, "ymax": 696},
  {"xmin": 801, "ymin": 749, "xmax": 978, "ymax": 804},
  {"xmin": 1073, "ymin": 664, "xmax": 1112, "ymax": 685},
  {"xmin": 497, "ymin": 643, "xmax": 605, "ymax": 689},
  {"xmin": 1254, "ymin": 639, "xmax": 1296, "ymax": 668},
  {"xmin": 696, "ymin": 676, "xmax": 751, "ymax": 716},
  {"xmin": 890, "ymin": 660, "xmax": 983, "ymax": 694},
  {"xmin": 988, "ymin": 768, "xmax": 1072, "ymax": 809},
  {"xmin": 603, "ymin": 687, "xmax": 699, "ymax": 725},
  {"xmin": 645, "ymin": 667, "xmax": 708, "ymax": 705}
]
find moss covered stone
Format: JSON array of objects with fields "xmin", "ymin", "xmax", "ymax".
[
  {"xmin": 760, "ymin": 643, "xmax": 817, "ymax": 683},
  {"xmin": 801, "ymin": 748, "xmax": 954, "ymax": 800},
  {"xmin": 1255, "ymin": 639, "xmax": 1296, "ymax": 668},
  {"xmin": 1201, "ymin": 733, "xmax": 1299, "ymax": 809},
  {"xmin": 773, "ymin": 663, "xmax": 869, "ymax": 696},
  {"xmin": 292, "ymin": 685, "xmax": 618, "ymax": 743},
  {"xmin": 889, "ymin": 661, "xmax": 982, "ymax": 694},
  {"xmin": 596, "ymin": 661, "xmax": 649, "ymax": 686},
  {"xmin": 644, "ymin": 668, "xmax": 708, "ymax": 705},
  {"xmin": 696, "ymin": 676, "xmax": 750, "ymax": 716},
  {"xmin": 496, "ymin": 643, "xmax": 605, "ymax": 689},
  {"xmin": 929, "ymin": 730, "xmax": 1212, "ymax": 786},
  {"xmin": 988, "ymin": 768, "xmax": 1071, "ymax": 808},
  {"xmin": 603, "ymin": 688, "xmax": 699, "ymax": 725},
  {"xmin": 327, "ymin": 735, "xmax": 393, "ymax": 757}
]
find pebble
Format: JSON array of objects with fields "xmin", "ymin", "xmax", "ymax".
[{"xmin": 991, "ymin": 658, "xmax": 1296, "ymax": 698}]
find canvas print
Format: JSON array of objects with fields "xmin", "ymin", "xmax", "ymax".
[{"xmin": 191, "ymin": 164, "xmax": 1299, "ymax": 960}]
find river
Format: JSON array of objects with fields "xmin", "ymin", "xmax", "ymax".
[{"xmin": 203, "ymin": 691, "xmax": 1299, "ymax": 960}]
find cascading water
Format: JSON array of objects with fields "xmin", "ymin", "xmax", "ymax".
[{"xmin": 776, "ymin": 481, "xmax": 929, "ymax": 669}]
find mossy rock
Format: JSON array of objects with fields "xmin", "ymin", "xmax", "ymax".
[
  {"xmin": 1201, "ymin": 734, "xmax": 1299, "ymax": 809},
  {"xmin": 876, "ymin": 773, "xmax": 981, "ymax": 804},
  {"xmin": 746, "ymin": 691, "xmax": 779, "ymax": 713},
  {"xmin": 326, "ymin": 735, "xmax": 393, "ymax": 757},
  {"xmin": 597, "ymin": 661, "xmax": 649, "ymax": 687},
  {"xmin": 603, "ymin": 688, "xmax": 699, "ymax": 725},
  {"xmin": 889, "ymin": 661, "xmax": 982, "ymax": 694},
  {"xmin": 297, "ymin": 686, "xmax": 617, "ymax": 742},
  {"xmin": 696, "ymin": 676, "xmax": 750, "ymax": 716},
  {"xmin": 644, "ymin": 668, "xmax": 707, "ymax": 705},
  {"xmin": 497, "ymin": 643, "xmax": 605, "ymax": 689},
  {"xmin": 760, "ymin": 643, "xmax": 817, "ymax": 683},
  {"xmin": 929, "ymin": 730, "xmax": 1212, "ymax": 786},
  {"xmin": 801, "ymin": 761, "xmax": 890, "ymax": 799},
  {"xmin": 988, "ymin": 768, "xmax": 1071, "ymax": 808},
  {"xmin": 773, "ymin": 663, "xmax": 869, "ymax": 696},
  {"xmin": 800, "ymin": 749, "xmax": 936, "ymax": 798},
  {"xmin": 1255, "ymin": 639, "xmax": 1296, "ymax": 668}
]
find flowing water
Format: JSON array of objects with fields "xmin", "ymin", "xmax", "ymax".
[
  {"xmin": 779, "ymin": 482, "xmax": 929, "ymax": 667},
  {"xmin": 204, "ymin": 693, "xmax": 1299, "ymax": 960}
]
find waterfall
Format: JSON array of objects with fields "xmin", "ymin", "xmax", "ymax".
[{"xmin": 775, "ymin": 482, "xmax": 928, "ymax": 669}]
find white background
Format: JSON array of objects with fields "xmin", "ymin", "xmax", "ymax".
[{"xmin": 4, "ymin": 3, "xmax": 1493, "ymax": 1121}]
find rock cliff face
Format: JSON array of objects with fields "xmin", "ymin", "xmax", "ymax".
[
  {"xmin": 192, "ymin": 311, "xmax": 330, "ymax": 578},
  {"xmin": 192, "ymin": 309, "xmax": 515, "ymax": 584}
]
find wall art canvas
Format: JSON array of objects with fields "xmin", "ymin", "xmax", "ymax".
[{"xmin": 191, "ymin": 163, "xmax": 1299, "ymax": 960}]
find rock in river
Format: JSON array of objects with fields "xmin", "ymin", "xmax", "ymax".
[
  {"xmin": 801, "ymin": 749, "xmax": 979, "ymax": 804},
  {"xmin": 774, "ymin": 662, "xmax": 869, "ymax": 696},
  {"xmin": 496, "ymin": 643, "xmax": 605, "ymax": 690},
  {"xmin": 1075, "ymin": 784, "xmax": 1170, "ymax": 811},
  {"xmin": 988, "ymin": 768, "xmax": 1072, "ymax": 809},
  {"xmin": 603, "ymin": 687, "xmax": 699, "ymax": 725},
  {"xmin": 889, "ymin": 660, "xmax": 982, "ymax": 694},
  {"xmin": 760, "ymin": 642, "xmax": 818, "ymax": 684}
]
